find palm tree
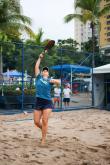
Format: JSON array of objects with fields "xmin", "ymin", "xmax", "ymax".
[
  {"xmin": 33, "ymin": 28, "xmax": 44, "ymax": 45},
  {"xmin": 0, "ymin": 0, "xmax": 34, "ymax": 38},
  {"xmin": 64, "ymin": 0, "xmax": 110, "ymax": 106},
  {"xmin": 25, "ymin": 28, "xmax": 52, "ymax": 76},
  {"xmin": 0, "ymin": 0, "xmax": 34, "ymax": 73},
  {"xmin": 26, "ymin": 28, "xmax": 44, "ymax": 46},
  {"xmin": 64, "ymin": 0, "xmax": 110, "ymax": 67}
]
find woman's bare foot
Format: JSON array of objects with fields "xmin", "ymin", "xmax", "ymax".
[{"xmin": 41, "ymin": 139, "xmax": 46, "ymax": 145}]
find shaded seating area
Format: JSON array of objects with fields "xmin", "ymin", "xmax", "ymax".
[{"xmin": 51, "ymin": 64, "xmax": 91, "ymax": 91}]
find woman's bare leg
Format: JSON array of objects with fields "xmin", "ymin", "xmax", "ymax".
[
  {"xmin": 41, "ymin": 109, "xmax": 52, "ymax": 144},
  {"xmin": 34, "ymin": 110, "xmax": 42, "ymax": 129},
  {"xmin": 54, "ymin": 101, "xmax": 56, "ymax": 107},
  {"xmin": 57, "ymin": 100, "xmax": 60, "ymax": 107},
  {"xmin": 67, "ymin": 102, "xmax": 70, "ymax": 107}
]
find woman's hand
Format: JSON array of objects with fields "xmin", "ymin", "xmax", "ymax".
[
  {"xmin": 39, "ymin": 53, "xmax": 44, "ymax": 59},
  {"xmin": 39, "ymin": 50, "xmax": 48, "ymax": 59}
]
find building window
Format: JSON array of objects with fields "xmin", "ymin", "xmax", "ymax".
[
  {"xmin": 107, "ymin": 20, "xmax": 110, "ymax": 25},
  {"xmin": 107, "ymin": 32, "xmax": 110, "ymax": 36},
  {"xmin": 107, "ymin": 38, "xmax": 110, "ymax": 42},
  {"xmin": 107, "ymin": 15, "xmax": 110, "ymax": 19},
  {"xmin": 107, "ymin": 26, "xmax": 110, "ymax": 30}
]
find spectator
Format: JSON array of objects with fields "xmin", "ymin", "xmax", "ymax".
[
  {"xmin": 53, "ymin": 85, "xmax": 61, "ymax": 108},
  {"xmin": 63, "ymin": 84, "xmax": 72, "ymax": 108}
]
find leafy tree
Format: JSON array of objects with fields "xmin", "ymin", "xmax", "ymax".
[
  {"xmin": 24, "ymin": 29, "xmax": 57, "ymax": 76},
  {"xmin": 0, "ymin": 34, "xmax": 23, "ymax": 72},
  {"xmin": 57, "ymin": 39, "xmax": 83, "ymax": 65},
  {"xmin": 81, "ymin": 37, "xmax": 99, "ymax": 52},
  {"xmin": 0, "ymin": 0, "xmax": 34, "ymax": 73},
  {"xmin": 81, "ymin": 38, "xmax": 104, "ymax": 67},
  {"xmin": 57, "ymin": 38, "xmax": 79, "ymax": 51}
]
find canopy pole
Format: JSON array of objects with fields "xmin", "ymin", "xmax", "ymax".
[
  {"xmin": 70, "ymin": 67, "xmax": 72, "ymax": 91},
  {"xmin": 21, "ymin": 43, "xmax": 24, "ymax": 111}
]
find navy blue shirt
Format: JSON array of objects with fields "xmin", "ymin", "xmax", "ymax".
[{"xmin": 35, "ymin": 74, "xmax": 52, "ymax": 100}]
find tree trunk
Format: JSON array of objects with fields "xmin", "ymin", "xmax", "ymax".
[
  {"xmin": 91, "ymin": 22, "xmax": 95, "ymax": 68},
  {"xmin": 91, "ymin": 22, "xmax": 95, "ymax": 107},
  {"xmin": 0, "ymin": 46, "xmax": 3, "ymax": 74}
]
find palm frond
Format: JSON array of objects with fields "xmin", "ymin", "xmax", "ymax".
[
  {"xmin": 0, "ymin": 0, "xmax": 33, "ymax": 39},
  {"xmin": 99, "ymin": 5, "xmax": 110, "ymax": 17},
  {"xmin": 7, "ymin": 14, "xmax": 32, "ymax": 25},
  {"xmin": 0, "ymin": 22, "xmax": 34, "ymax": 38},
  {"xmin": 8, "ymin": 0, "xmax": 21, "ymax": 14},
  {"xmin": 82, "ymin": 10, "xmax": 93, "ymax": 23},
  {"xmin": 34, "ymin": 28, "xmax": 44, "ymax": 45},
  {"xmin": 64, "ymin": 14, "xmax": 83, "ymax": 23},
  {"xmin": 75, "ymin": 0, "xmax": 95, "ymax": 11}
]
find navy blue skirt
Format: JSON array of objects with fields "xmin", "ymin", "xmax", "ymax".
[{"xmin": 35, "ymin": 97, "xmax": 54, "ymax": 110}]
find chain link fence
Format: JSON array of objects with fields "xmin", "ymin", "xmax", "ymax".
[{"xmin": 0, "ymin": 41, "xmax": 106, "ymax": 112}]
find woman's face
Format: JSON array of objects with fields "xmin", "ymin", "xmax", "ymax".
[{"xmin": 42, "ymin": 70, "xmax": 49, "ymax": 78}]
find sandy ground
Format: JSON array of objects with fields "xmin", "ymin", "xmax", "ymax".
[{"xmin": 0, "ymin": 109, "xmax": 110, "ymax": 165}]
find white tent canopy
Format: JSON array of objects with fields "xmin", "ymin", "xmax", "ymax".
[{"xmin": 93, "ymin": 64, "xmax": 110, "ymax": 74}]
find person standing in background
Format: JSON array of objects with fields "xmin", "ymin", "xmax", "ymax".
[
  {"xmin": 53, "ymin": 85, "xmax": 61, "ymax": 108},
  {"xmin": 63, "ymin": 84, "xmax": 72, "ymax": 108}
]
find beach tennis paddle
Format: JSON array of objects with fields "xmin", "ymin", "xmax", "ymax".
[
  {"xmin": 40, "ymin": 40, "xmax": 55, "ymax": 58},
  {"xmin": 44, "ymin": 40, "xmax": 55, "ymax": 51}
]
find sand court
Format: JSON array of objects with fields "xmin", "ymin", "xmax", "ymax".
[{"xmin": 0, "ymin": 109, "xmax": 110, "ymax": 165}]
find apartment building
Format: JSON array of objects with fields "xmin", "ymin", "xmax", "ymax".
[
  {"xmin": 74, "ymin": 3, "xmax": 92, "ymax": 50},
  {"xmin": 100, "ymin": 0, "xmax": 110, "ymax": 58}
]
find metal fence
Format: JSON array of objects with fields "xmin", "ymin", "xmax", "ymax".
[
  {"xmin": 104, "ymin": 74, "xmax": 110, "ymax": 110},
  {"xmin": 0, "ymin": 41, "xmax": 95, "ymax": 111}
]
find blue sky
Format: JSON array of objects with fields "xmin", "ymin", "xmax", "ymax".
[{"xmin": 21, "ymin": 0, "xmax": 75, "ymax": 42}]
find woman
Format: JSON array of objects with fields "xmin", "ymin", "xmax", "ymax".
[
  {"xmin": 53, "ymin": 84, "xmax": 61, "ymax": 108},
  {"xmin": 34, "ymin": 52, "xmax": 60, "ymax": 145},
  {"xmin": 63, "ymin": 84, "xmax": 72, "ymax": 108}
]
